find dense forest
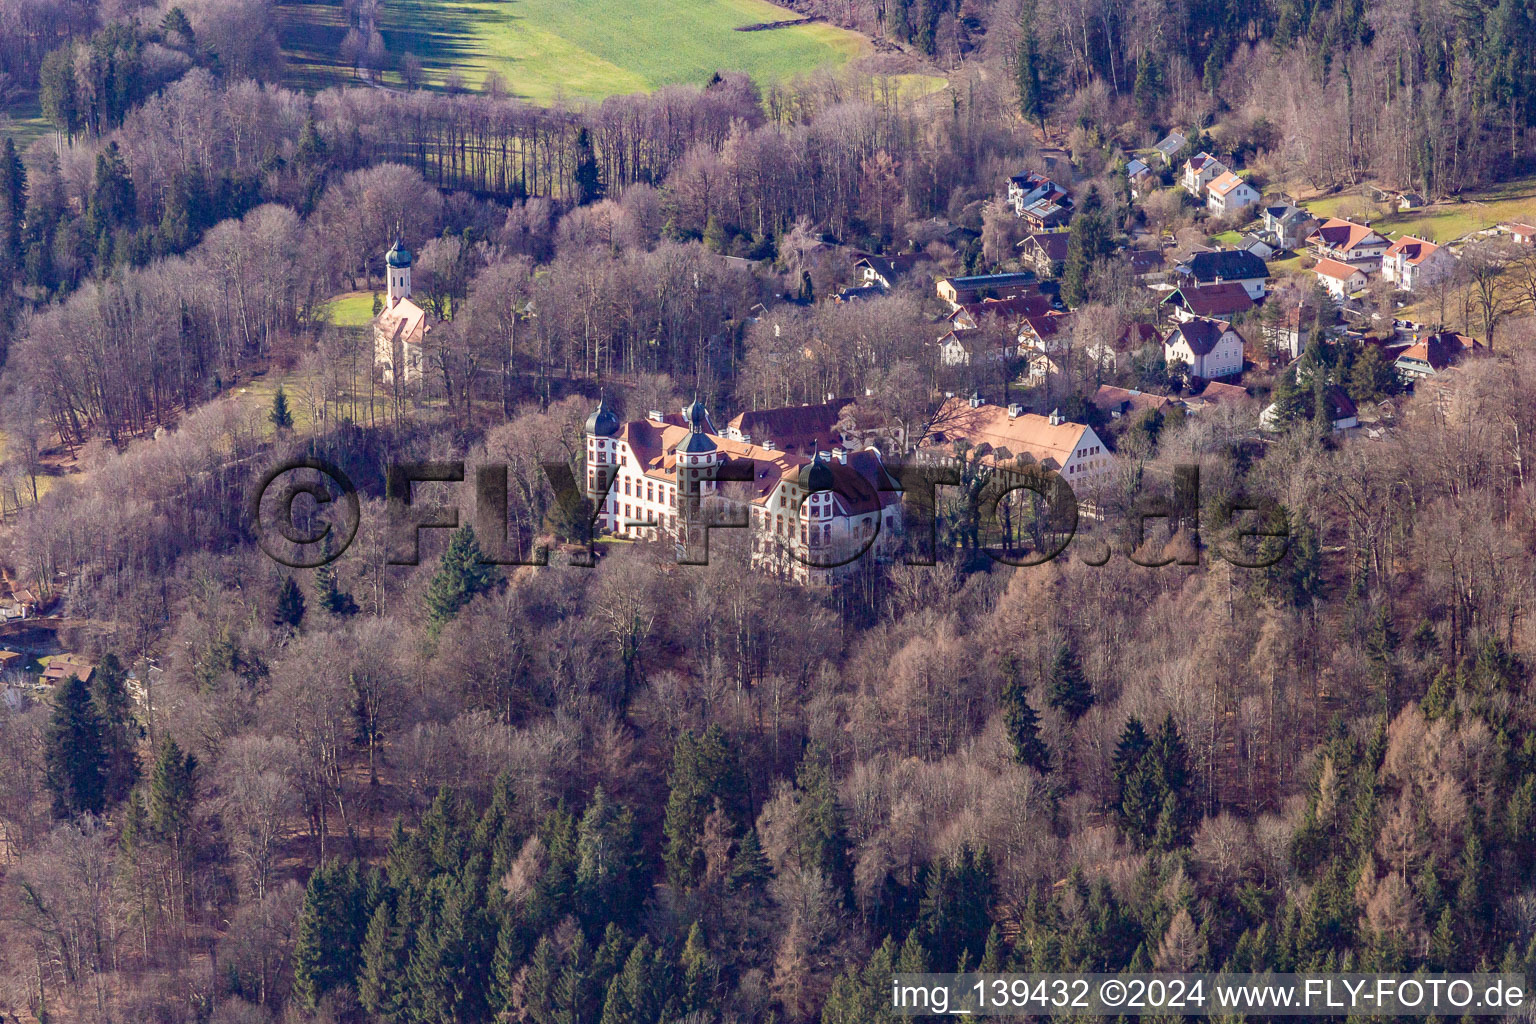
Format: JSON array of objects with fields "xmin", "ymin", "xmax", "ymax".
[{"xmin": 1, "ymin": 0, "xmax": 1536, "ymax": 1020}]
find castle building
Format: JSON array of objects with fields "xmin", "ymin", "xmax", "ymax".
[
  {"xmin": 373, "ymin": 240, "xmax": 431, "ymax": 384},
  {"xmin": 585, "ymin": 398, "xmax": 903, "ymax": 584}
]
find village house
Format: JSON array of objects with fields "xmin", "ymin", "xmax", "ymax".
[
  {"xmin": 1504, "ymin": 222, "xmax": 1536, "ymax": 246},
  {"xmin": 936, "ymin": 272, "xmax": 1038, "ymax": 308},
  {"xmin": 1184, "ymin": 380, "xmax": 1251, "ymax": 412},
  {"xmin": 1017, "ymin": 232, "xmax": 1070, "ymax": 277},
  {"xmin": 1017, "ymin": 311, "xmax": 1073, "ymax": 354},
  {"xmin": 586, "ymin": 398, "xmax": 902, "ymax": 585},
  {"xmin": 1126, "ymin": 158, "xmax": 1157, "ymax": 198},
  {"xmin": 1162, "ymin": 282, "xmax": 1256, "ymax": 322},
  {"xmin": 1007, "ymin": 171, "xmax": 1073, "ymax": 225},
  {"xmin": 939, "ymin": 329, "xmax": 1016, "ymax": 367},
  {"xmin": 1182, "ymin": 249, "xmax": 1269, "ymax": 299},
  {"xmin": 1090, "ymin": 384, "xmax": 1173, "ymax": 419},
  {"xmin": 1238, "ymin": 234, "xmax": 1277, "ymax": 260},
  {"xmin": 1306, "ymin": 218, "xmax": 1391, "ymax": 269},
  {"xmin": 945, "ymin": 294, "xmax": 1055, "ymax": 330},
  {"xmin": 1182, "ymin": 153, "xmax": 1229, "ymax": 196},
  {"xmin": 1153, "ymin": 131, "xmax": 1187, "ymax": 166},
  {"xmin": 373, "ymin": 240, "xmax": 432, "ymax": 385},
  {"xmin": 1313, "ymin": 258, "xmax": 1369, "ymax": 301},
  {"xmin": 1262, "ymin": 204, "xmax": 1316, "ymax": 250},
  {"xmin": 918, "ymin": 397, "xmax": 1115, "ymax": 488},
  {"xmin": 1128, "ymin": 249, "xmax": 1168, "ymax": 282},
  {"xmin": 40, "ymin": 653, "xmax": 94, "ymax": 687},
  {"xmin": 1394, "ymin": 331, "xmax": 1482, "ymax": 382},
  {"xmin": 852, "ymin": 252, "xmax": 928, "ymax": 291},
  {"xmin": 1088, "ymin": 322, "xmax": 1162, "ymax": 371},
  {"xmin": 1381, "ymin": 236, "xmax": 1453, "ymax": 291},
  {"xmin": 1396, "ymin": 192, "xmax": 1426, "ymax": 211},
  {"xmin": 1206, "ymin": 172, "xmax": 1262, "ymax": 216},
  {"xmin": 1260, "ymin": 384, "xmax": 1357, "ymax": 432},
  {"xmin": 1164, "ymin": 317, "xmax": 1245, "ymax": 379}
]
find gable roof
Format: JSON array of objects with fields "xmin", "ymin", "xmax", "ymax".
[
  {"xmin": 1324, "ymin": 384, "xmax": 1357, "ymax": 421},
  {"xmin": 1019, "ymin": 232, "xmax": 1071, "ymax": 262},
  {"xmin": 1314, "ymin": 257, "xmax": 1365, "ymax": 282},
  {"xmin": 1127, "ymin": 249, "xmax": 1166, "ymax": 275},
  {"xmin": 1126, "ymin": 158, "xmax": 1151, "ymax": 178},
  {"xmin": 1307, "ymin": 218, "xmax": 1386, "ymax": 253},
  {"xmin": 1116, "ymin": 322, "xmax": 1163, "ymax": 349},
  {"xmin": 853, "ymin": 252, "xmax": 926, "ymax": 283},
  {"xmin": 920, "ymin": 398, "xmax": 1090, "ymax": 471},
  {"xmin": 946, "ymin": 293, "xmax": 1055, "ymax": 327},
  {"xmin": 1186, "ymin": 248, "xmax": 1267, "ymax": 283},
  {"xmin": 1168, "ymin": 317, "xmax": 1236, "ymax": 356},
  {"xmin": 727, "ymin": 399, "xmax": 851, "ymax": 450},
  {"xmin": 1090, "ymin": 384, "xmax": 1171, "ymax": 417},
  {"xmin": 1187, "ymin": 152, "xmax": 1226, "ymax": 174},
  {"xmin": 1163, "ymin": 282, "xmax": 1254, "ymax": 318},
  {"xmin": 1265, "ymin": 204, "xmax": 1310, "ymax": 224},
  {"xmin": 1395, "ymin": 331, "xmax": 1481, "ymax": 371},
  {"xmin": 1154, "ymin": 131, "xmax": 1187, "ymax": 157},
  {"xmin": 1190, "ymin": 380, "xmax": 1250, "ymax": 405},
  {"xmin": 1384, "ymin": 236, "xmax": 1440, "ymax": 265},
  {"xmin": 375, "ymin": 296, "xmax": 431, "ymax": 345},
  {"xmin": 1207, "ymin": 171, "xmax": 1252, "ymax": 197}
]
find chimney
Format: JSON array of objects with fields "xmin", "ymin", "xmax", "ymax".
[
  {"xmin": 648, "ymin": 409, "xmax": 662, "ymax": 421},
  {"xmin": 1007, "ymin": 403, "xmax": 1023, "ymax": 419},
  {"xmin": 763, "ymin": 439, "xmax": 776, "ymax": 451},
  {"xmin": 969, "ymin": 393, "xmax": 983, "ymax": 408},
  {"xmin": 833, "ymin": 447, "xmax": 847, "ymax": 463},
  {"xmin": 1049, "ymin": 407, "xmax": 1062, "ymax": 426}
]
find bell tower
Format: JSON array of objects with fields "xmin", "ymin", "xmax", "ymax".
[{"xmin": 385, "ymin": 239, "xmax": 412, "ymax": 308}]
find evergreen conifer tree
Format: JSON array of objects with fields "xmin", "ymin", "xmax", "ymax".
[
  {"xmin": 425, "ymin": 526, "xmax": 499, "ymax": 637},
  {"xmin": 43, "ymin": 673, "xmax": 107, "ymax": 818},
  {"xmin": 1044, "ymin": 640, "xmax": 1094, "ymax": 720},
  {"xmin": 1001, "ymin": 656, "xmax": 1051, "ymax": 772},
  {"xmin": 91, "ymin": 652, "xmax": 140, "ymax": 805},
  {"xmin": 269, "ymin": 384, "xmax": 294, "ymax": 430},
  {"xmin": 273, "ymin": 574, "xmax": 305, "ymax": 629}
]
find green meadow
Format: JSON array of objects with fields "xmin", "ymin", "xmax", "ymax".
[{"xmin": 279, "ymin": 0, "xmax": 872, "ymax": 103}]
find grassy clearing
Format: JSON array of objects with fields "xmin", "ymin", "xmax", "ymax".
[
  {"xmin": 1, "ymin": 96, "xmax": 55, "ymax": 153},
  {"xmin": 326, "ymin": 291, "xmax": 380, "ymax": 328},
  {"xmin": 1301, "ymin": 176, "xmax": 1536, "ymax": 244},
  {"xmin": 278, "ymin": 0, "xmax": 871, "ymax": 103}
]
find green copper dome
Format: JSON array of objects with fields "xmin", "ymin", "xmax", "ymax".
[{"xmin": 385, "ymin": 239, "xmax": 412, "ymax": 268}]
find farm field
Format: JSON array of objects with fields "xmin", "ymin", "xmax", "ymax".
[{"xmin": 278, "ymin": 0, "xmax": 872, "ymax": 103}]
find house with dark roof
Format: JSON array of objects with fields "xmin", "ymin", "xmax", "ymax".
[
  {"xmin": 1127, "ymin": 249, "xmax": 1167, "ymax": 280},
  {"xmin": 1153, "ymin": 131, "xmax": 1187, "ymax": 166},
  {"xmin": 1394, "ymin": 331, "xmax": 1482, "ymax": 381},
  {"xmin": 1017, "ymin": 232, "xmax": 1070, "ymax": 276},
  {"xmin": 936, "ymin": 272, "xmax": 1038, "ymax": 307},
  {"xmin": 1162, "ymin": 283, "xmax": 1256, "ymax": 321},
  {"xmin": 1184, "ymin": 380, "xmax": 1251, "ymax": 412},
  {"xmin": 1182, "ymin": 249, "xmax": 1269, "ymax": 299},
  {"xmin": 852, "ymin": 252, "xmax": 929, "ymax": 290},
  {"xmin": 1164, "ymin": 317, "xmax": 1244, "ymax": 379},
  {"xmin": 725, "ymin": 399, "xmax": 856, "ymax": 455},
  {"xmin": 1007, "ymin": 172, "xmax": 1073, "ymax": 220},
  {"xmin": 1126, "ymin": 158, "xmax": 1156, "ymax": 198},
  {"xmin": 945, "ymin": 294, "xmax": 1055, "ymax": 330},
  {"xmin": 1090, "ymin": 385, "xmax": 1173, "ymax": 419},
  {"xmin": 1262, "ymin": 205, "xmax": 1316, "ymax": 249},
  {"xmin": 1182, "ymin": 152, "xmax": 1230, "ymax": 196}
]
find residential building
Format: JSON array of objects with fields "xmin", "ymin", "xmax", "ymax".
[
  {"xmin": 936, "ymin": 272, "xmax": 1038, "ymax": 307},
  {"xmin": 1088, "ymin": 322, "xmax": 1162, "ymax": 371},
  {"xmin": 1381, "ymin": 236, "xmax": 1453, "ymax": 291},
  {"xmin": 1262, "ymin": 204, "xmax": 1316, "ymax": 249},
  {"xmin": 1017, "ymin": 232, "xmax": 1070, "ymax": 277},
  {"xmin": 373, "ymin": 240, "xmax": 432, "ymax": 384},
  {"xmin": 852, "ymin": 252, "xmax": 928, "ymax": 290},
  {"xmin": 1126, "ymin": 158, "xmax": 1156, "ymax": 196},
  {"xmin": 1090, "ymin": 385, "xmax": 1172, "ymax": 419},
  {"xmin": 1184, "ymin": 380, "xmax": 1251, "ymax": 412},
  {"xmin": 918, "ymin": 397, "xmax": 1115, "ymax": 488},
  {"xmin": 1206, "ymin": 172, "xmax": 1261, "ymax": 216},
  {"xmin": 1164, "ymin": 317, "xmax": 1245, "ymax": 379},
  {"xmin": 1260, "ymin": 384, "xmax": 1356, "ymax": 432},
  {"xmin": 1506, "ymin": 222, "xmax": 1536, "ymax": 246},
  {"xmin": 1182, "ymin": 249, "xmax": 1268, "ymax": 299},
  {"xmin": 1182, "ymin": 152, "xmax": 1229, "ymax": 196},
  {"xmin": 939, "ymin": 329, "xmax": 1016, "ymax": 367},
  {"xmin": 1394, "ymin": 331, "xmax": 1482, "ymax": 381},
  {"xmin": 41, "ymin": 653, "xmax": 94, "ymax": 686},
  {"xmin": 945, "ymin": 294, "xmax": 1055, "ymax": 330},
  {"xmin": 1153, "ymin": 131, "xmax": 1187, "ymax": 166},
  {"xmin": 1396, "ymin": 192, "xmax": 1426, "ymax": 211},
  {"xmin": 1238, "ymin": 234, "xmax": 1277, "ymax": 260},
  {"xmin": 1306, "ymin": 218, "xmax": 1390, "ymax": 268},
  {"xmin": 1127, "ymin": 249, "xmax": 1167, "ymax": 280},
  {"xmin": 1007, "ymin": 172, "xmax": 1073, "ymax": 220},
  {"xmin": 1313, "ymin": 258, "xmax": 1369, "ymax": 301},
  {"xmin": 1018, "ymin": 311, "xmax": 1073, "ymax": 354},
  {"xmin": 585, "ymin": 398, "xmax": 902, "ymax": 584},
  {"xmin": 1162, "ymin": 283, "xmax": 1255, "ymax": 321}
]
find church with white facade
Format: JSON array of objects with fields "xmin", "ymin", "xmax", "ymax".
[{"xmin": 373, "ymin": 240, "xmax": 431, "ymax": 384}]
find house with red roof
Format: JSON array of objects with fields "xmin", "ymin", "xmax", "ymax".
[
  {"xmin": 1314, "ymin": 258, "xmax": 1369, "ymax": 301},
  {"xmin": 1305, "ymin": 218, "xmax": 1390, "ymax": 269},
  {"xmin": 1381, "ymin": 236, "xmax": 1454, "ymax": 291}
]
